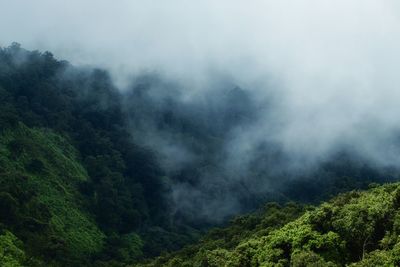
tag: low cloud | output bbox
[3,0,400,220]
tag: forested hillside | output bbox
[0,124,104,265]
[0,43,199,266]
[142,183,400,266]
[1,43,400,266]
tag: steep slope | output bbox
[142,183,400,266]
[2,44,400,266]
[0,43,199,265]
[0,123,104,265]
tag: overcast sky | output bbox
[1,1,399,82]
[2,0,400,165]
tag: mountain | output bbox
[0,43,199,266]
[1,43,400,266]
[141,182,400,266]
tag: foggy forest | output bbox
[1,1,400,266]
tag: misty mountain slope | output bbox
[3,1,400,266]
[140,183,400,267]
[122,72,400,224]
[123,76,264,223]
[1,44,400,265]
[0,44,200,266]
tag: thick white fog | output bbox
[2,0,400,182]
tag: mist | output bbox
[3,0,400,221]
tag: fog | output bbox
[3,0,400,221]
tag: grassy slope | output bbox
[141,183,400,266]
[0,123,105,265]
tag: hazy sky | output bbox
[2,0,400,165]
[1,1,399,82]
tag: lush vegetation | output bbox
[142,183,400,266]
[0,124,103,265]
[1,43,400,266]
[0,43,198,265]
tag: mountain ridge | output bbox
[1,43,399,266]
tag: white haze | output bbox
[2,0,400,168]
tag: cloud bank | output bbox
[3,0,400,220]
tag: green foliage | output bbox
[0,231,26,267]
[0,44,168,239]
[142,183,400,266]
[4,43,400,266]
[113,233,144,263]
[0,124,105,264]
[0,44,192,265]
[141,203,306,266]
[291,250,337,267]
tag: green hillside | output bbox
[2,44,400,266]
[0,44,199,265]
[142,183,400,266]
[0,124,105,265]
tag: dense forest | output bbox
[0,43,198,266]
[1,44,400,266]
[142,183,400,266]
